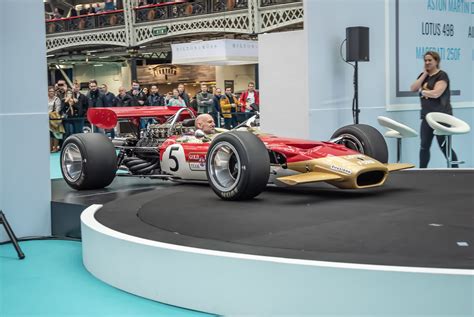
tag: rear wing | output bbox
[87,106,196,129]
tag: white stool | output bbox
[425,112,470,168]
[377,116,418,163]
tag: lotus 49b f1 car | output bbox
[60,106,413,200]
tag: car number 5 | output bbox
[169,146,180,172]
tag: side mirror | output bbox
[194,129,205,139]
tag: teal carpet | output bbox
[0,240,215,317]
[32,155,215,316]
[50,152,62,179]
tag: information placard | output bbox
[391,0,473,107]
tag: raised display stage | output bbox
[56,170,474,316]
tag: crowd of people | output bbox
[48,0,118,20]
[48,78,259,152]
[47,0,194,20]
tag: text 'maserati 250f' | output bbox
[60,107,413,200]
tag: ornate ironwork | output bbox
[45,0,302,52]
[46,11,125,34]
[46,28,128,52]
[260,0,301,7]
[134,0,248,24]
[259,1,303,33]
[134,11,250,45]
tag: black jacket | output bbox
[146,93,165,106]
[86,90,106,108]
[103,92,117,107]
[75,92,89,116]
[179,91,190,107]
[61,100,82,118]
[127,90,147,105]
[116,94,132,107]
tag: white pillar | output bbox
[0,0,51,241]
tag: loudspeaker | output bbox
[346,27,370,62]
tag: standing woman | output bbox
[48,86,64,152]
[410,51,458,168]
[62,90,83,139]
[167,88,186,107]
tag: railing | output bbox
[46,10,125,34]
[134,0,248,23]
[260,0,301,7]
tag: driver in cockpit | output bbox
[195,114,216,135]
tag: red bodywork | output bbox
[87,106,196,129]
[89,106,360,164]
[259,135,359,162]
[159,134,360,164]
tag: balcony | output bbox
[45,0,303,53]
[46,10,125,34]
[134,0,248,24]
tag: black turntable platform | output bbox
[69,170,474,269]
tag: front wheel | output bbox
[61,133,117,190]
[206,131,270,201]
[331,124,388,163]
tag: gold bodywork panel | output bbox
[277,172,343,186]
[385,163,415,171]
[280,154,391,189]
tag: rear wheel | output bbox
[61,133,117,190]
[206,131,270,201]
[331,124,388,163]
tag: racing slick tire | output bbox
[206,131,270,201]
[331,124,388,163]
[60,133,117,190]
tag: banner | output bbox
[172,39,258,65]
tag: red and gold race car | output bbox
[60,107,413,200]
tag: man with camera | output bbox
[55,79,69,101]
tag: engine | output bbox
[146,121,195,139]
[117,121,195,176]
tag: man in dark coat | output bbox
[100,84,117,107]
[146,85,165,106]
[116,86,132,107]
[86,80,106,133]
[86,80,106,108]
[127,80,147,106]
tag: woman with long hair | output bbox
[410,51,458,168]
[62,90,84,139]
[48,86,64,152]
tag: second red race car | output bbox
[60,106,413,200]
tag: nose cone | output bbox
[315,154,389,189]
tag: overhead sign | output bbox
[171,39,258,65]
[152,26,168,36]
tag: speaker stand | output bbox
[352,61,360,124]
[0,210,25,260]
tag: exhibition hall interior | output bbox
[1,0,473,316]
